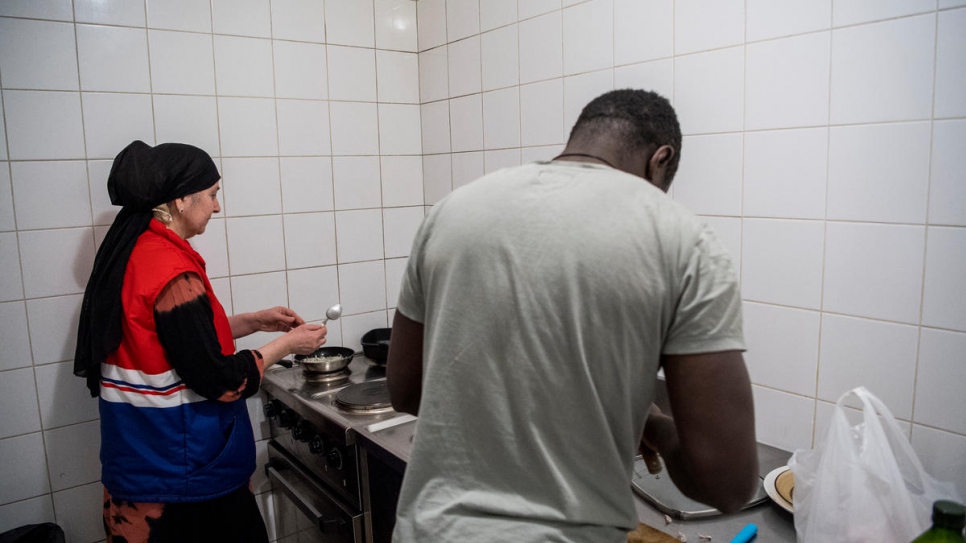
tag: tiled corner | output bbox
[416,0,447,52]
[377,50,420,104]
[419,46,449,103]
[375,0,417,52]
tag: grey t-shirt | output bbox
[393,161,744,543]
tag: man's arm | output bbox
[643,350,758,514]
[386,310,424,416]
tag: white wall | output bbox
[1,0,966,541]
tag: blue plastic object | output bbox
[728,523,758,543]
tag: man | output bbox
[387,89,758,542]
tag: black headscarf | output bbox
[74,141,221,397]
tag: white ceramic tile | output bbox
[519,0,560,19]
[19,229,94,298]
[743,302,820,396]
[87,160,118,227]
[0,18,78,91]
[940,0,966,7]
[333,156,382,210]
[51,483,103,543]
[218,97,279,157]
[44,420,100,491]
[562,0,613,76]
[75,0,145,25]
[929,120,966,226]
[273,41,327,100]
[0,0,72,20]
[448,37,482,98]
[338,260,387,313]
[745,32,830,130]
[335,209,385,263]
[213,36,274,97]
[11,161,91,230]
[417,0,447,52]
[817,314,919,419]
[283,212,337,269]
[452,151,484,189]
[381,156,424,207]
[422,154,453,204]
[211,0,271,37]
[833,0,937,27]
[419,46,450,103]
[0,496,55,535]
[4,91,86,161]
[481,0,517,31]
[82,93,155,160]
[383,207,424,258]
[76,24,150,93]
[375,0,418,51]
[0,433,49,503]
[280,157,334,213]
[277,100,331,157]
[379,104,423,156]
[0,169,12,232]
[922,227,966,332]
[521,144,564,164]
[823,222,925,324]
[147,0,212,32]
[385,257,408,308]
[482,87,521,149]
[271,0,326,42]
[614,60,673,104]
[673,47,744,135]
[330,102,380,156]
[449,95,484,152]
[420,101,452,154]
[481,25,519,91]
[827,122,931,224]
[0,104,6,163]
[36,359,99,428]
[746,0,831,42]
[0,302,31,371]
[0,368,41,438]
[674,0,744,55]
[935,8,966,118]
[741,218,825,310]
[0,234,23,302]
[377,51,420,104]
[519,11,563,84]
[911,425,966,499]
[325,0,375,47]
[221,158,281,217]
[671,133,743,216]
[228,271,288,315]
[485,148,522,173]
[447,0,481,41]
[915,328,966,434]
[751,385,815,452]
[520,79,564,147]
[153,95,220,159]
[226,216,287,275]
[327,45,377,102]
[830,14,936,124]
[285,265,339,324]
[744,128,828,220]
[563,70,614,138]
[190,217,229,278]
[614,0,672,65]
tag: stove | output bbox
[261,355,416,543]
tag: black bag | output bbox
[0,524,66,543]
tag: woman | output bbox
[74,140,327,543]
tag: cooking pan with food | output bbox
[294,346,355,373]
[361,328,391,364]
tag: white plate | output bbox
[763,466,794,514]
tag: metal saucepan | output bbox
[294,346,355,373]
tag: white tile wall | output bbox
[2,2,966,540]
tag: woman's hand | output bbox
[255,306,306,333]
[285,323,328,355]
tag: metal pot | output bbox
[294,346,355,373]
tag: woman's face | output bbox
[179,183,221,239]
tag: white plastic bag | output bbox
[788,386,963,543]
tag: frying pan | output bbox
[294,346,355,373]
[361,328,391,364]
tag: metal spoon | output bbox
[322,304,342,325]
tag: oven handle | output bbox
[266,464,347,535]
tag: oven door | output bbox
[267,441,366,543]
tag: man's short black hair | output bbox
[568,89,682,181]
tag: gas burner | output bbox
[334,381,393,414]
[302,367,351,385]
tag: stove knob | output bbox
[293,420,313,442]
[263,400,281,419]
[309,435,325,455]
[327,448,343,470]
[278,408,297,429]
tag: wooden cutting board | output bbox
[627,522,680,543]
